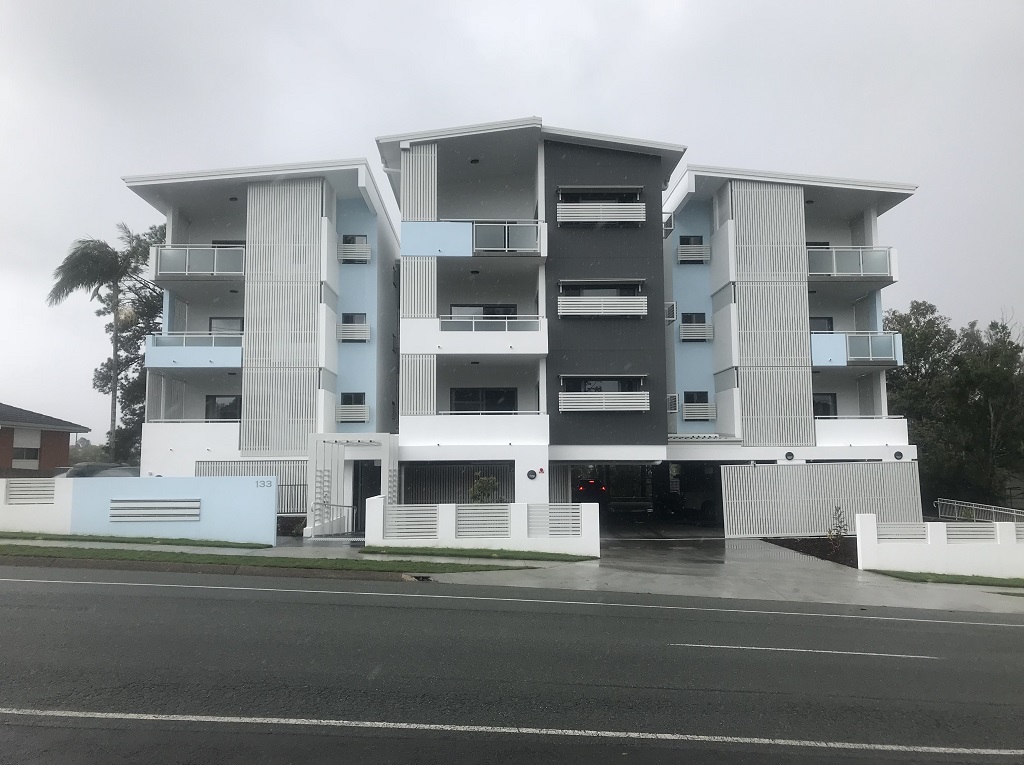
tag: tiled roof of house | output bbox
[0,403,89,433]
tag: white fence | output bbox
[366,497,600,556]
[856,514,1024,578]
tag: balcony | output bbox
[677,244,711,264]
[807,246,893,281]
[154,245,244,279]
[399,412,549,446]
[680,323,714,342]
[401,220,542,258]
[337,242,371,263]
[558,392,650,412]
[402,316,548,355]
[814,417,909,446]
[811,332,902,367]
[337,323,371,342]
[557,296,647,317]
[145,333,243,370]
[473,221,541,253]
[336,405,370,423]
[556,202,646,224]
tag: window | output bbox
[12,447,40,461]
[680,313,706,324]
[683,391,709,404]
[342,234,367,246]
[205,395,241,420]
[341,313,367,324]
[679,235,704,246]
[809,316,834,332]
[450,388,517,412]
[813,393,838,418]
[340,392,366,406]
[209,317,243,334]
[450,304,517,317]
[564,378,641,393]
[558,187,641,204]
[561,283,640,297]
[806,241,830,247]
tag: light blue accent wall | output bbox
[671,201,715,433]
[894,333,904,365]
[810,333,849,366]
[69,477,277,545]
[337,198,379,433]
[145,338,243,370]
[402,221,473,257]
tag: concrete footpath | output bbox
[1,535,1023,615]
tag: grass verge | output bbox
[0,544,525,574]
[361,546,594,562]
[0,531,270,549]
[872,570,1024,589]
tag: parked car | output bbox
[573,479,610,511]
[61,463,138,477]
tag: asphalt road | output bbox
[1,565,1023,764]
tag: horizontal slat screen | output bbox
[946,523,998,543]
[455,504,511,538]
[337,243,371,263]
[5,479,55,505]
[558,392,650,412]
[682,402,716,421]
[109,498,200,521]
[527,503,582,537]
[557,296,647,317]
[384,504,439,539]
[677,244,711,263]
[337,323,371,342]
[556,202,646,223]
[876,523,927,542]
[680,323,714,341]
[335,404,370,423]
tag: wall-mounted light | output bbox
[894,451,903,460]
[229,196,239,202]
[805,199,814,205]
[785,452,795,461]
[469,158,480,165]
[229,289,239,294]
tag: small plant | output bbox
[469,472,499,504]
[826,505,848,554]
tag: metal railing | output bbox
[154,245,244,276]
[682,402,717,421]
[845,331,897,362]
[557,296,647,317]
[680,323,714,341]
[439,314,541,332]
[436,410,543,416]
[147,418,241,424]
[150,332,243,347]
[556,202,646,223]
[807,246,891,278]
[935,498,1024,523]
[677,244,711,263]
[472,221,540,252]
[558,392,650,412]
[337,323,371,341]
[336,404,370,423]
[309,503,353,537]
[337,242,371,263]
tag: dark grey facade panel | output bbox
[543,142,668,446]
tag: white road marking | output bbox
[671,643,939,660]
[0,707,1020,756]
[0,576,1022,629]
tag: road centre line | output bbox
[0,707,1020,756]
[0,576,1022,629]
[671,643,940,660]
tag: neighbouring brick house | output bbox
[0,403,89,477]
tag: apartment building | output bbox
[127,160,399,519]
[125,118,922,539]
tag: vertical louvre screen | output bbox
[549,463,573,504]
[731,180,812,447]
[399,354,436,415]
[241,178,323,454]
[196,459,307,515]
[400,143,437,221]
[721,461,922,538]
[399,256,437,318]
[400,462,514,504]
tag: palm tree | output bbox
[47,223,156,458]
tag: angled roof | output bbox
[0,403,89,433]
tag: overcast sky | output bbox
[1,0,1021,440]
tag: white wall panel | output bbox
[722,461,921,538]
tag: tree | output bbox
[885,301,1024,506]
[48,223,163,459]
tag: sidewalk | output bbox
[1,536,1022,614]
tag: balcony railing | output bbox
[557,296,647,317]
[149,332,243,347]
[336,405,370,423]
[337,323,371,342]
[439,315,542,332]
[682,402,717,421]
[680,323,714,342]
[337,242,371,263]
[558,392,650,412]
[807,246,892,278]
[556,202,646,224]
[472,221,540,253]
[436,410,543,415]
[677,244,711,263]
[154,245,244,277]
[845,331,898,362]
